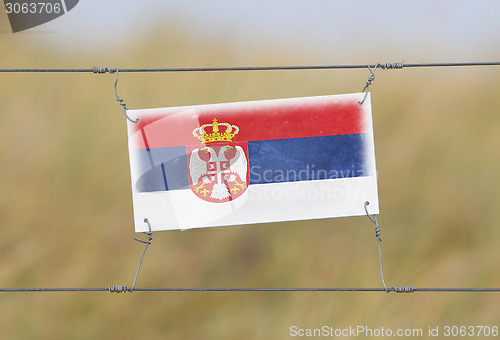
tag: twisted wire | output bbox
[391,286,416,293]
[364,201,389,292]
[129,219,153,292]
[92,67,115,74]
[358,64,379,105]
[364,202,416,294]
[108,286,129,293]
[380,61,404,69]
[112,68,139,123]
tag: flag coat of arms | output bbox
[127,93,378,232]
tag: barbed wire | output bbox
[0,61,499,73]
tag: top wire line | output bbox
[0,61,500,73]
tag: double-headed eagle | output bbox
[189,145,247,200]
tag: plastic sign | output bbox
[126,93,379,232]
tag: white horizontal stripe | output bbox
[132,176,378,232]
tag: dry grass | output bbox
[0,19,499,339]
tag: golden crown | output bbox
[193,118,239,143]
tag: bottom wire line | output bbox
[0,287,499,293]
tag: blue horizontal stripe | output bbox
[133,146,189,192]
[133,133,371,192]
[248,134,370,185]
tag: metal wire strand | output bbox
[358,64,379,105]
[129,218,154,293]
[92,67,113,74]
[2,61,500,73]
[112,68,139,123]
[364,201,389,292]
[106,219,154,294]
[364,202,416,294]
[108,286,128,294]
[379,61,404,70]
[1,287,499,293]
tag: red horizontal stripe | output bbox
[129,95,366,149]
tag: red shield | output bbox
[187,142,249,203]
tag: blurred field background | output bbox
[1,3,500,339]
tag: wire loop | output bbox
[107,219,153,294]
[364,201,416,294]
[358,64,378,105]
[129,218,154,292]
[113,68,139,123]
[364,201,389,292]
[358,61,404,105]
[93,66,138,123]
[364,201,381,242]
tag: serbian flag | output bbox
[127,93,378,232]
